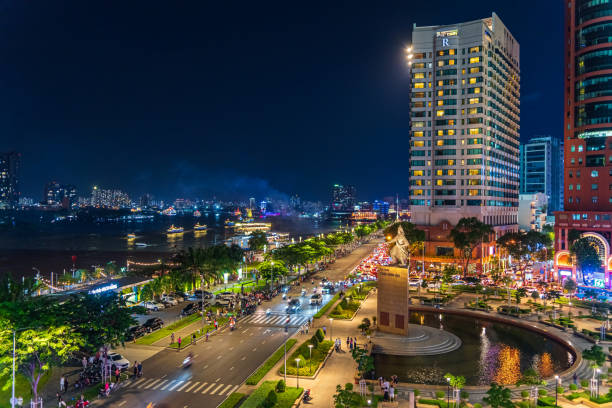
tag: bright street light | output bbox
[295,358,301,388]
[308,344,314,374]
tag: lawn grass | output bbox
[218,392,245,408]
[328,298,360,319]
[245,339,297,385]
[134,313,201,345]
[168,316,229,348]
[0,371,52,404]
[279,339,333,376]
[240,381,302,408]
[313,293,340,319]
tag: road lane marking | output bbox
[138,379,155,389]
[154,380,168,389]
[230,366,234,371]
[202,383,216,394]
[242,328,249,334]
[240,339,244,343]
[210,383,225,395]
[168,380,184,391]
[229,346,234,351]
[241,356,246,360]
[219,384,233,395]
[215,378,221,382]
[252,347,257,351]
[161,374,167,378]
[226,385,239,395]
[185,381,200,392]
[118,401,126,407]
[144,379,163,389]
[204,364,209,369]
[261,340,266,344]
[161,380,175,390]
[177,381,192,391]
[194,382,208,393]
[217,355,222,359]
[130,378,147,387]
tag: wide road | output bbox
[99,240,380,408]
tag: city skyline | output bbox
[1,1,562,201]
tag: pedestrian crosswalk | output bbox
[124,377,239,396]
[240,312,311,327]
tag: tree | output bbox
[482,383,513,408]
[334,383,359,408]
[351,345,374,379]
[0,324,83,403]
[60,292,135,352]
[514,287,527,304]
[497,230,551,283]
[176,247,207,289]
[258,259,288,287]
[450,217,493,276]
[564,278,577,296]
[570,237,602,280]
[531,290,540,302]
[442,265,458,285]
[516,368,543,386]
[445,373,466,405]
[583,345,607,366]
[0,276,41,303]
[248,231,268,251]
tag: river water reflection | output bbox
[374,311,574,385]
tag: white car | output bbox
[161,296,178,306]
[310,294,323,305]
[142,301,165,311]
[107,352,130,371]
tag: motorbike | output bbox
[303,389,312,402]
[183,355,193,368]
[266,308,271,315]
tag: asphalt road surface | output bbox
[99,240,379,408]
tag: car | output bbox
[181,303,198,316]
[107,352,130,371]
[161,295,178,306]
[310,294,322,305]
[214,298,231,307]
[125,325,147,341]
[409,280,421,287]
[193,290,214,299]
[286,298,301,313]
[172,292,186,302]
[143,317,164,332]
[142,301,165,311]
[322,285,336,294]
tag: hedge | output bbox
[245,339,297,385]
[279,338,333,376]
[240,381,302,408]
[313,293,340,318]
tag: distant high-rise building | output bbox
[44,181,76,208]
[555,0,612,288]
[91,186,131,208]
[0,151,20,209]
[249,197,256,209]
[139,194,153,208]
[519,136,563,212]
[373,200,390,217]
[289,194,301,210]
[331,184,356,211]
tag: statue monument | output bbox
[388,224,410,265]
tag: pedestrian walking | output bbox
[114,367,120,383]
[60,375,65,392]
[171,332,175,345]
[192,333,197,345]
[573,372,578,384]
[133,361,138,378]
[206,329,209,341]
[390,386,395,402]
[346,337,350,348]
[137,361,143,377]
[214,320,218,330]
[57,393,66,407]
[178,336,182,351]
[82,356,87,370]
[322,326,326,335]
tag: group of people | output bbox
[378,376,399,402]
[56,393,89,407]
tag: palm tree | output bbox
[176,247,208,290]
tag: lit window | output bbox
[436,170,443,176]
[469,128,481,135]
[473,87,481,94]
[592,184,598,190]
[436,180,443,186]
[413,131,424,137]
[469,57,480,64]
[569,184,573,190]
[414,190,424,196]
[448,129,455,135]
[448,59,455,65]
[437,100,444,106]
[437,90,444,96]
[413,170,424,176]
[414,82,425,89]
[436,139,444,145]
[592,170,599,177]
[448,170,455,175]
[577,184,581,190]
[571,146,575,152]
[468,98,480,104]
[436,110,445,116]
[468,189,479,196]
[414,73,425,79]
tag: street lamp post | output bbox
[11,330,15,408]
[446,377,451,408]
[295,358,301,388]
[555,375,559,407]
[308,344,313,374]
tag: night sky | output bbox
[1,1,562,202]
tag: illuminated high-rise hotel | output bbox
[408,13,520,243]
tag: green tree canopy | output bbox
[483,383,513,408]
[570,237,603,276]
[248,231,268,251]
[450,217,493,276]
